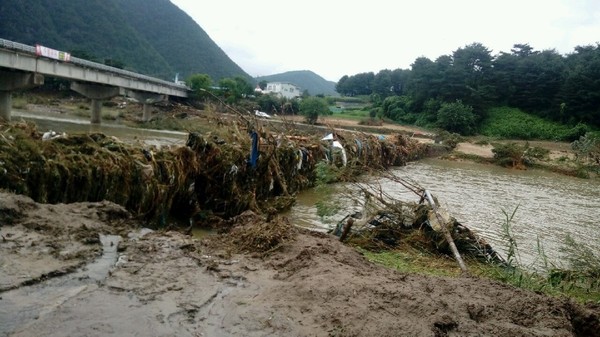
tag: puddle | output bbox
[0,235,121,336]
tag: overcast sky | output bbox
[170,0,600,82]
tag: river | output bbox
[12,110,188,147]
[288,158,600,269]
[12,112,600,269]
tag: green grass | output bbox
[357,206,600,304]
[480,107,586,141]
[330,109,369,120]
[361,247,600,303]
[359,247,463,277]
[358,208,600,304]
[11,96,29,110]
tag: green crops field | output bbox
[480,107,588,141]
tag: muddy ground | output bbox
[1,192,599,337]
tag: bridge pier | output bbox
[123,90,167,122]
[70,82,120,124]
[0,70,44,121]
[2,39,189,122]
[91,99,103,124]
[0,92,11,121]
[142,104,152,122]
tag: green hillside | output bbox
[0,0,250,81]
[256,70,338,96]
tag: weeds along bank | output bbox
[0,118,427,225]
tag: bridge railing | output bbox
[0,38,36,54]
[0,38,189,91]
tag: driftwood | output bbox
[422,190,468,274]
[339,217,354,242]
[379,172,468,273]
[330,172,508,273]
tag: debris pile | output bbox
[0,121,197,222]
[210,210,297,255]
[332,177,505,267]
[0,117,427,226]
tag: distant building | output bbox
[263,82,302,99]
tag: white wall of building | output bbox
[264,82,302,99]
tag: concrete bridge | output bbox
[0,38,190,123]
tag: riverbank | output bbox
[3,94,600,335]
[12,92,584,175]
[442,139,597,178]
[276,113,595,179]
[2,192,599,336]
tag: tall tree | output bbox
[450,42,495,115]
[335,72,375,96]
[407,56,436,111]
[510,49,566,116]
[187,73,212,98]
[559,44,600,126]
[335,75,350,95]
[491,51,518,105]
[511,43,535,58]
[372,69,393,97]
[390,68,411,95]
[215,76,253,102]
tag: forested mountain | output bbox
[336,43,600,130]
[256,70,338,96]
[0,0,250,81]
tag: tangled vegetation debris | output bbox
[329,175,505,270]
[212,210,297,255]
[0,117,427,227]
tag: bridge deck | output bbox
[0,38,188,98]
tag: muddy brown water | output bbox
[288,158,600,270]
[12,110,189,147]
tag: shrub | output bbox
[436,131,464,149]
[571,133,600,166]
[436,100,476,135]
[492,142,549,168]
[381,96,413,121]
[300,97,329,124]
[492,143,527,168]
